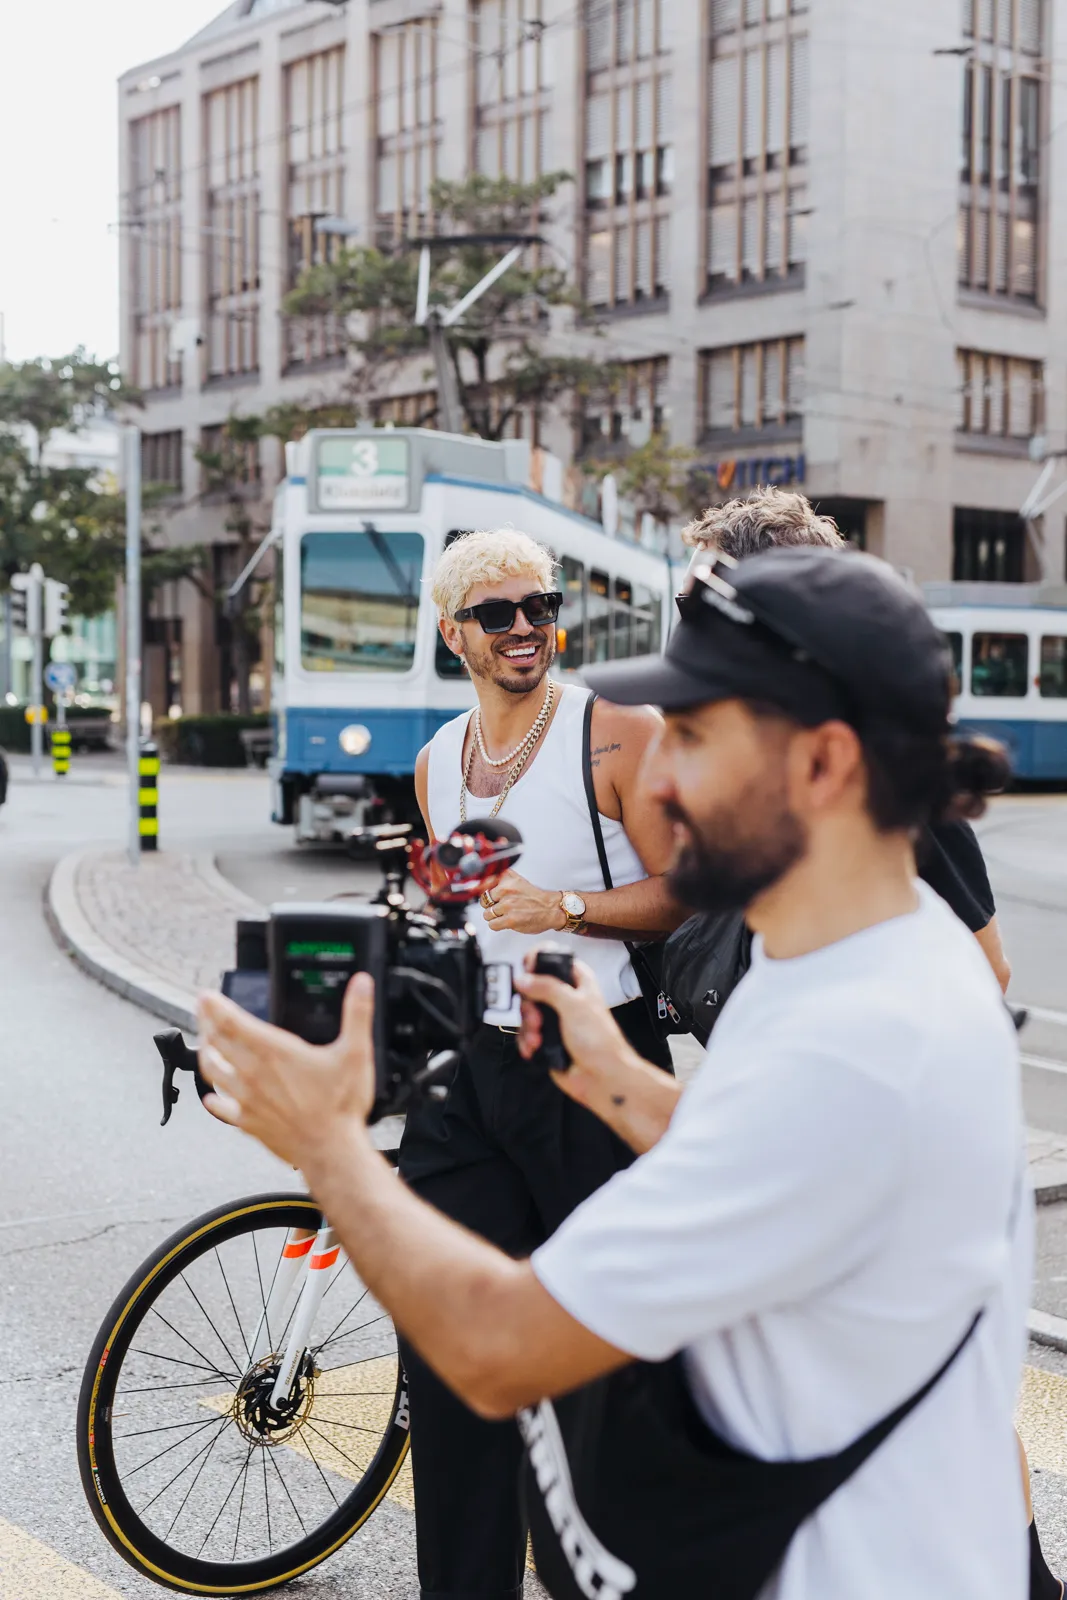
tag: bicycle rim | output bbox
[77,1193,410,1594]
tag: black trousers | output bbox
[398,998,672,1600]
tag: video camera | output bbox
[154,818,526,1127]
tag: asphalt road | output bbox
[5,754,1067,1591]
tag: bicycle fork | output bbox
[244,1224,342,1408]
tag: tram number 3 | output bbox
[349,441,380,477]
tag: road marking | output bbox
[1017,1364,1067,1477]
[0,1517,124,1598]
[1021,1004,1067,1029]
[1022,1053,1067,1077]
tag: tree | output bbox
[195,415,271,716]
[0,350,136,614]
[582,432,699,531]
[284,173,614,441]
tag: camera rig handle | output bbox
[154,1030,212,1126]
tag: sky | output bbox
[0,1,226,366]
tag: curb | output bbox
[1029,1309,1067,1355]
[46,849,199,1032]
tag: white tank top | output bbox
[426,683,646,1024]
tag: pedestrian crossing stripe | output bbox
[0,1516,123,1598]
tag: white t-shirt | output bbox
[533,885,1031,1600]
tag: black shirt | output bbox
[917,821,996,933]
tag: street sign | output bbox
[44,661,77,694]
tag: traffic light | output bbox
[9,574,29,633]
[45,578,70,637]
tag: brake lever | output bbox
[153,1030,212,1126]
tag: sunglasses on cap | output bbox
[454,591,563,634]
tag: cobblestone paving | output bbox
[73,850,262,998]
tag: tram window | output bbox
[613,579,633,659]
[970,632,1028,698]
[300,530,423,673]
[945,631,963,695]
[1039,637,1067,698]
[633,585,661,656]
[274,555,284,675]
[588,569,611,663]
[558,556,586,671]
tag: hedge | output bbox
[155,713,271,768]
[0,707,31,753]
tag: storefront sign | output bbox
[704,454,806,493]
[314,436,411,510]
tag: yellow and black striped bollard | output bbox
[51,724,71,778]
[139,740,160,852]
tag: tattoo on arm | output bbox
[589,741,622,769]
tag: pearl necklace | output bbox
[460,679,556,823]
[474,680,553,768]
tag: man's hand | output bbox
[482,870,566,935]
[197,974,377,1169]
[515,955,682,1153]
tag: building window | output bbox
[204,78,260,380]
[700,337,804,434]
[706,0,809,295]
[953,507,1026,581]
[473,0,551,181]
[958,0,1043,303]
[285,47,347,370]
[581,357,668,450]
[583,0,672,310]
[201,424,261,493]
[957,349,1043,438]
[141,430,183,494]
[370,389,439,428]
[129,107,182,391]
[375,20,441,245]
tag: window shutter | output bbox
[987,356,1006,434]
[744,0,762,24]
[655,214,670,292]
[710,0,741,35]
[956,351,970,431]
[617,0,633,62]
[378,152,397,213]
[587,0,612,69]
[616,85,633,150]
[522,114,537,178]
[740,345,759,426]
[786,339,805,417]
[1013,215,1036,297]
[656,75,671,142]
[637,0,655,58]
[742,48,761,161]
[707,349,737,430]
[973,205,990,287]
[710,55,739,167]
[502,118,517,176]
[1019,0,1042,53]
[789,35,809,146]
[708,203,737,281]
[636,219,653,296]
[741,196,759,276]
[636,79,653,148]
[764,189,784,274]
[586,94,611,157]
[477,126,499,176]
[478,1,501,103]
[1008,360,1034,437]
[765,39,786,155]
[993,208,1010,293]
[615,225,632,301]
[978,0,994,38]
[587,228,611,304]
[761,340,783,424]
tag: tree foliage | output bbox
[284,173,614,440]
[582,432,698,526]
[0,350,136,614]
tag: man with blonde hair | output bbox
[401,526,681,1600]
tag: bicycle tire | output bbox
[77,1192,410,1594]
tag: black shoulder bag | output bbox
[582,693,752,1045]
[580,694,683,1037]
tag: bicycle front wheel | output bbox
[77,1193,410,1594]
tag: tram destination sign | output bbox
[314,436,411,511]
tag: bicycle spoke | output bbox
[180,1271,243,1375]
[261,1447,272,1555]
[136,1415,231,1515]
[115,1415,227,1444]
[215,1246,251,1365]
[160,1418,230,1535]
[196,1441,255,1559]
[297,1429,342,1509]
[308,1415,391,1435]
[129,1347,232,1379]
[252,1231,273,1353]
[313,1284,373,1353]
[303,1418,374,1480]
[315,1311,392,1356]
[147,1305,239,1383]
[232,1440,252,1560]
[267,1444,308,1535]
[127,1412,225,1479]
[119,1376,235,1396]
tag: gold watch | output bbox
[560,891,587,933]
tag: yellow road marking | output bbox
[1017,1363,1067,1475]
[0,1517,124,1599]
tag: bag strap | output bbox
[582,692,615,892]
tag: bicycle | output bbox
[77,1114,410,1592]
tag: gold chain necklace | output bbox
[474,679,552,768]
[460,679,555,823]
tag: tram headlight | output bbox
[339,723,373,757]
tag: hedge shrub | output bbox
[155,713,271,768]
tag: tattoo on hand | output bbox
[612,1094,626,1107]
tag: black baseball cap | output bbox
[585,547,952,734]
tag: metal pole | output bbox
[125,427,142,867]
[428,319,464,435]
[29,562,43,778]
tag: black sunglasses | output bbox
[454,591,563,634]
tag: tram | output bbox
[930,595,1067,780]
[269,428,675,842]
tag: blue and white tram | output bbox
[930,599,1067,780]
[270,428,675,842]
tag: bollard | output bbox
[138,740,160,852]
[51,725,71,778]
